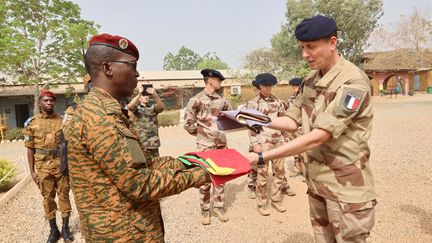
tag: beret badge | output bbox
[118,38,128,49]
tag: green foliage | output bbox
[0,0,99,113]
[228,94,243,109]
[158,110,180,127]
[271,0,383,64]
[5,128,23,140]
[196,52,229,70]
[163,46,229,70]
[0,158,15,189]
[408,90,415,96]
[163,46,201,70]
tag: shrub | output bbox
[158,110,180,127]
[5,128,24,141]
[408,90,415,96]
[0,158,15,189]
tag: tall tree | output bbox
[163,46,202,70]
[271,0,383,65]
[163,46,229,70]
[0,0,98,114]
[196,52,229,70]
[368,7,432,52]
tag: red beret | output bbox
[39,90,56,100]
[89,33,139,59]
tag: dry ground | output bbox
[0,94,431,242]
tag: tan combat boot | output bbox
[271,201,286,213]
[201,210,211,225]
[257,205,270,216]
[212,207,229,222]
[282,188,296,197]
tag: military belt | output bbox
[35,148,59,157]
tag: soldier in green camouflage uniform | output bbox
[128,83,164,158]
[245,73,294,216]
[64,33,209,242]
[246,16,376,242]
[184,69,232,225]
[23,90,73,243]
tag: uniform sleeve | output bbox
[154,103,164,114]
[183,97,198,135]
[285,94,302,125]
[224,98,232,111]
[246,100,260,146]
[313,81,370,139]
[22,119,34,148]
[278,101,290,142]
[87,115,207,202]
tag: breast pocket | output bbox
[116,125,148,167]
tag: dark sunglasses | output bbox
[110,60,138,70]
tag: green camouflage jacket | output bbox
[132,102,163,150]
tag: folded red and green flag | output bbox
[178,148,251,185]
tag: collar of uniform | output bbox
[259,93,276,101]
[315,55,347,88]
[91,87,123,115]
[204,89,221,99]
[37,112,59,119]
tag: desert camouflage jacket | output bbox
[286,56,376,203]
[184,90,232,148]
[246,94,288,146]
[132,102,164,150]
[64,87,207,242]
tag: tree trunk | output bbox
[32,83,40,115]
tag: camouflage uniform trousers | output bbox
[35,155,71,220]
[308,192,376,243]
[256,143,285,206]
[197,144,225,210]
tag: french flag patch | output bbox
[344,93,361,110]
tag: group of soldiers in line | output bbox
[22,14,376,243]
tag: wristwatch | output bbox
[257,152,265,167]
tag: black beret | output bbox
[255,73,277,86]
[295,15,337,41]
[289,77,303,86]
[200,69,225,81]
[251,80,259,88]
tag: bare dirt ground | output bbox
[0,94,431,242]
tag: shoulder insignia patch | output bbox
[344,93,361,110]
[24,116,35,127]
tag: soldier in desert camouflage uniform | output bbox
[246,15,376,242]
[285,77,305,178]
[245,73,295,216]
[184,68,232,225]
[128,83,164,157]
[64,33,209,242]
[23,90,73,243]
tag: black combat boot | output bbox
[61,217,74,242]
[47,218,61,243]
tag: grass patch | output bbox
[158,110,180,127]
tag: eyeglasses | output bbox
[110,60,138,70]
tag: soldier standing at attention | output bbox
[64,33,209,242]
[128,83,164,158]
[184,68,231,225]
[23,90,73,243]
[285,77,305,178]
[246,15,376,242]
[245,73,294,216]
